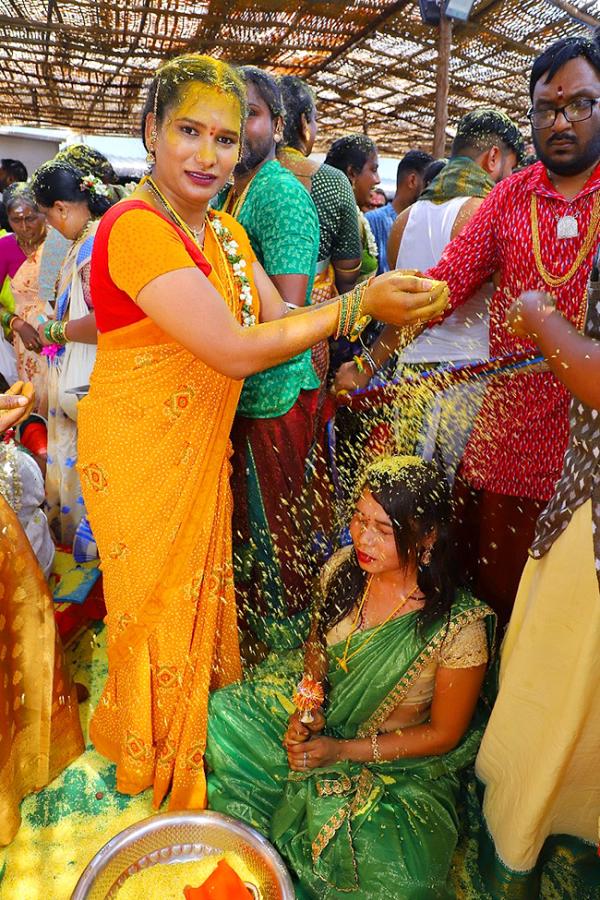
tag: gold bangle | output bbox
[371,732,382,763]
[334,295,348,339]
[348,282,373,341]
[335,260,362,275]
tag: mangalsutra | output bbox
[145,177,205,247]
[335,578,418,673]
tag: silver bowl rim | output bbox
[70,809,295,900]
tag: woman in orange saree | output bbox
[77,54,450,811]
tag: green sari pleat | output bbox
[206,591,495,898]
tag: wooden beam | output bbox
[308,0,413,76]
[544,0,600,28]
[433,11,453,158]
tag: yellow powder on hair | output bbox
[116,851,257,898]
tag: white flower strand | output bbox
[210,212,256,327]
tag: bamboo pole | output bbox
[433,10,453,158]
[545,0,600,28]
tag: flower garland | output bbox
[208,210,256,327]
[358,208,378,260]
[80,173,109,198]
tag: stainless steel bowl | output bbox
[71,810,295,900]
[64,384,90,399]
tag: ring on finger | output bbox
[303,752,308,767]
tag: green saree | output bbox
[206,591,495,898]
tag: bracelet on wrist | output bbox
[48,320,69,345]
[371,732,382,764]
[335,281,373,341]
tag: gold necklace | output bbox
[222,176,254,220]
[336,577,418,674]
[531,192,600,288]
[145,177,206,246]
[16,231,45,257]
[280,146,305,159]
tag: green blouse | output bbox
[213,160,320,418]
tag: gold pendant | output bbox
[336,656,349,673]
[557,215,578,239]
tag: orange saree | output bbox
[0,497,84,845]
[77,206,259,809]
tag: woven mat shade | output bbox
[0,0,597,154]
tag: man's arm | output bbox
[335,191,500,391]
[507,291,600,409]
[386,206,412,271]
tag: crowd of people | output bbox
[0,25,598,900]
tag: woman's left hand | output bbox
[287,736,344,771]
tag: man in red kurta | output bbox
[336,34,600,621]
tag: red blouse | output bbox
[90,200,212,333]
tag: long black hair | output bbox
[318,456,456,636]
[279,75,315,149]
[30,161,113,217]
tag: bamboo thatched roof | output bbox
[0,1,598,154]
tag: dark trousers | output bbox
[453,475,546,627]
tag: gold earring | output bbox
[420,547,432,566]
[146,77,160,169]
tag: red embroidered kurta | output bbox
[428,161,600,501]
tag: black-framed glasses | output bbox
[527,97,600,130]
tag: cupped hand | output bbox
[287,735,344,771]
[506,290,555,338]
[283,708,326,749]
[0,382,35,432]
[14,320,43,353]
[362,272,449,327]
[333,361,370,396]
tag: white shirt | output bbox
[396,196,491,364]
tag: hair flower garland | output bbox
[208,211,256,327]
[80,174,109,198]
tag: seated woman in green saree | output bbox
[206,455,495,899]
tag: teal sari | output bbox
[206,591,495,898]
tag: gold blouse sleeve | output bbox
[438,619,488,669]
